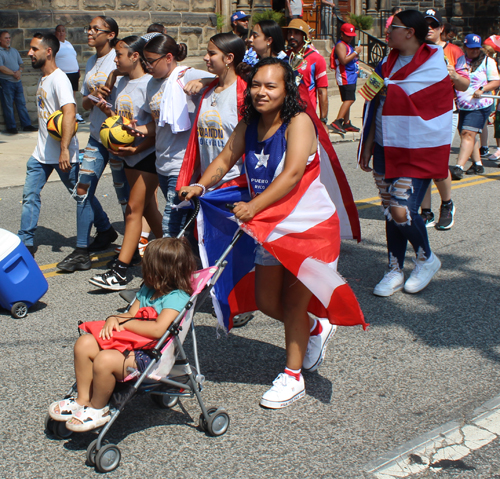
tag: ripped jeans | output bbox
[74,136,129,248]
[373,143,432,269]
[158,174,188,237]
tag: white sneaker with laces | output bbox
[260,373,305,409]
[76,113,85,124]
[303,319,337,372]
[373,268,404,297]
[404,253,441,294]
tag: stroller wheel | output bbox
[206,408,230,437]
[11,302,28,319]
[232,312,254,328]
[151,393,179,409]
[95,444,121,473]
[86,439,98,466]
[44,414,73,440]
[199,407,218,432]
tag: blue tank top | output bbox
[245,119,288,196]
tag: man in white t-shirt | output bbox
[18,33,79,257]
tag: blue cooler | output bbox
[0,228,48,318]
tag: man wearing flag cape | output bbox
[180,57,365,410]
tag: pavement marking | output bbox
[363,395,500,478]
[42,251,115,278]
[355,172,500,210]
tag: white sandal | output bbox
[48,398,83,421]
[66,406,111,432]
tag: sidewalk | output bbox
[0,91,365,189]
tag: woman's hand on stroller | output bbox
[100,316,124,340]
[233,201,256,222]
[178,185,203,201]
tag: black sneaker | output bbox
[25,245,36,257]
[343,121,360,132]
[106,248,141,269]
[22,125,38,132]
[450,165,464,181]
[435,201,455,230]
[465,163,484,175]
[420,211,436,228]
[6,128,18,134]
[480,146,489,157]
[88,226,118,252]
[89,269,127,291]
[329,119,346,134]
[57,249,91,272]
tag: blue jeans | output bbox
[373,143,432,269]
[0,79,32,130]
[74,136,129,248]
[158,174,188,237]
[18,156,78,246]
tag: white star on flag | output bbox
[255,149,269,169]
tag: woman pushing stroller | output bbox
[48,237,196,431]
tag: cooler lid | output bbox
[0,228,22,261]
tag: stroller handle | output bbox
[177,194,201,239]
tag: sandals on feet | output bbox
[66,406,111,432]
[48,398,83,421]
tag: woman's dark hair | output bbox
[141,237,196,296]
[256,20,285,56]
[144,34,187,62]
[395,10,429,45]
[391,6,400,14]
[468,49,487,73]
[210,32,246,68]
[119,35,148,73]
[147,23,165,33]
[242,56,305,125]
[97,16,119,47]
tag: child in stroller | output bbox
[48,237,196,432]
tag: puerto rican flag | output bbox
[484,35,500,53]
[197,165,366,332]
[360,43,455,179]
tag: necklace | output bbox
[211,89,221,106]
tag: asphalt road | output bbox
[1,136,500,478]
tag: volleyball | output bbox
[46,110,78,141]
[100,115,135,151]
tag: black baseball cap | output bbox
[424,9,443,26]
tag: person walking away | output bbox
[330,23,362,133]
[419,8,470,231]
[360,10,455,297]
[54,25,85,124]
[18,33,79,256]
[451,34,500,180]
[0,30,37,134]
[283,19,329,129]
[57,16,129,273]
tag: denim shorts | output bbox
[458,105,492,133]
[254,244,281,266]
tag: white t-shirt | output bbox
[55,40,79,74]
[81,49,117,142]
[198,81,243,187]
[109,74,155,167]
[33,68,78,164]
[144,68,213,177]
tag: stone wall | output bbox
[0,2,217,127]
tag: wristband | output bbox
[320,117,328,124]
[190,183,206,197]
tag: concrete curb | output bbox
[363,394,500,478]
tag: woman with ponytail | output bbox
[89,36,163,290]
[178,33,247,189]
[57,16,127,273]
[128,35,213,239]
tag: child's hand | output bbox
[100,316,124,340]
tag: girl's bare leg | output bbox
[73,334,101,406]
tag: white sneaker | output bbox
[404,253,441,294]
[373,268,404,297]
[303,319,337,372]
[76,113,85,124]
[260,373,305,409]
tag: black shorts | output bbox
[65,72,80,92]
[338,84,356,102]
[124,151,157,174]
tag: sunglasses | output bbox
[84,26,111,35]
[388,24,409,32]
[144,55,166,67]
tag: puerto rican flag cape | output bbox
[178,75,364,332]
[359,43,455,179]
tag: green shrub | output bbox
[347,14,373,31]
[252,10,286,27]
[216,13,225,33]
